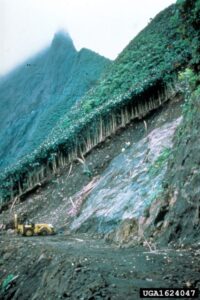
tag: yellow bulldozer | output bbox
[14,214,55,237]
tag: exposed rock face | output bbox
[70,104,182,236]
[0,31,110,170]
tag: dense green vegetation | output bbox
[176,0,200,72]
[175,0,200,127]
[0,3,197,206]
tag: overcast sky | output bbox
[0,0,176,76]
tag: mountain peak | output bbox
[54,30,72,41]
[51,30,76,52]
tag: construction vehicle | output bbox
[14,214,55,237]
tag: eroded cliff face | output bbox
[0,96,183,245]
[2,91,199,248]
[1,92,199,252]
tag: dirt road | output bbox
[0,233,199,300]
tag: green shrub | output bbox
[148,148,172,177]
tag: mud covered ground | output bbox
[0,232,200,300]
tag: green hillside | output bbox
[0,32,110,171]
[0,3,195,207]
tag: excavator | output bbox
[14,214,55,237]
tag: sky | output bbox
[0,0,176,76]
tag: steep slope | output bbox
[145,88,200,246]
[0,4,193,206]
[140,0,200,246]
[0,31,110,171]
